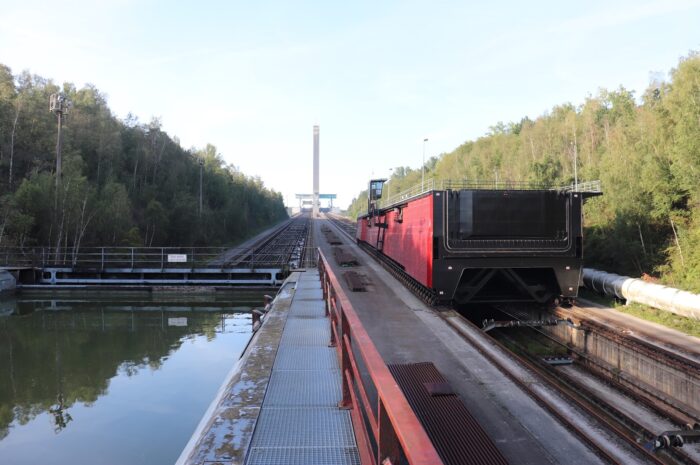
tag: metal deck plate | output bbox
[294,288,324,300]
[295,280,323,290]
[389,362,509,465]
[279,319,331,346]
[297,271,321,281]
[289,300,326,317]
[244,270,359,465]
[250,408,356,448]
[343,271,366,292]
[273,347,339,371]
[246,447,361,465]
[265,370,341,406]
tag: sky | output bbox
[1,0,699,208]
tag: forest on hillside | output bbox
[0,65,287,251]
[348,52,700,292]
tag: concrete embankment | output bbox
[175,273,297,465]
[0,270,16,294]
[547,309,700,420]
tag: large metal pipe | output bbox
[582,268,700,320]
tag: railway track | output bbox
[225,215,310,268]
[325,213,356,237]
[443,314,697,465]
[552,304,700,428]
[299,214,317,268]
[487,314,700,465]
[324,213,699,464]
[492,302,700,426]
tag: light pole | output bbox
[198,158,204,217]
[422,138,428,190]
[387,167,393,200]
[571,140,578,190]
[49,93,71,200]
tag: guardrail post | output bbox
[130,248,134,269]
[328,294,337,349]
[339,310,352,409]
[161,248,164,270]
[378,400,402,465]
[101,248,104,270]
[321,262,328,302]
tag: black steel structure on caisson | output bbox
[356,179,601,305]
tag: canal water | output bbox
[0,290,265,465]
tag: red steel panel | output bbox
[379,194,434,288]
[357,217,370,243]
[356,193,435,288]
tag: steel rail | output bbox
[221,218,298,266]
[221,216,309,267]
[496,330,698,465]
[326,213,358,238]
[441,314,649,465]
[318,249,444,465]
[299,217,317,267]
[501,304,700,429]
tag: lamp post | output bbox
[422,138,428,190]
[198,158,204,217]
[571,140,578,191]
[49,93,71,201]
[387,167,393,201]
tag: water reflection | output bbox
[0,291,259,465]
[49,394,72,433]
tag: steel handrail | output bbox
[0,246,319,269]
[318,249,443,465]
[378,178,602,210]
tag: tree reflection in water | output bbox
[0,296,255,440]
[49,394,73,433]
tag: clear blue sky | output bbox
[1,0,699,207]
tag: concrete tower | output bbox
[313,125,320,217]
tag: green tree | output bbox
[346,52,700,291]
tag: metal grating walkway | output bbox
[246,270,361,465]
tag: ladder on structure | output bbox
[376,216,387,251]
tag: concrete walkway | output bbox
[176,269,360,465]
[245,270,359,465]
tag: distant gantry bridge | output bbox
[0,215,314,287]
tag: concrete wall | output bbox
[0,270,16,294]
[547,324,699,417]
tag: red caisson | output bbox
[356,179,600,305]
